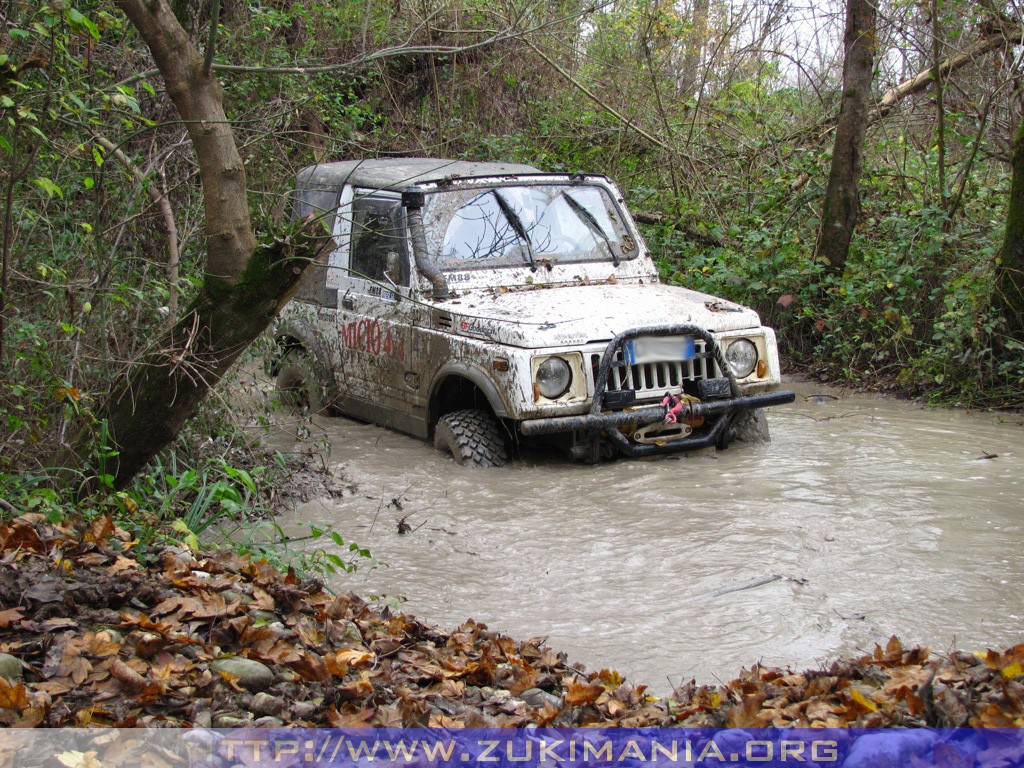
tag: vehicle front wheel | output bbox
[718,407,770,449]
[275,350,327,415]
[433,409,508,467]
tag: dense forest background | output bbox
[2,0,1024,512]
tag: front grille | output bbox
[590,339,716,399]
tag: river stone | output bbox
[0,654,23,682]
[253,716,285,728]
[291,701,320,719]
[211,658,275,692]
[212,713,253,728]
[192,709,213,729]
[519,688,562,710]
[250,692,285,716]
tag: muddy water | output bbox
[269,380,1024,692]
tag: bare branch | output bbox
[93,135,180,323]
[522,38,674,154]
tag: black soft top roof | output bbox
[296,158,542,192]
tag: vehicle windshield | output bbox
[422,184,634,270]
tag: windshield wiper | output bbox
[493,190,536,271]
[564,192,619,267]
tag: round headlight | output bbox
[536,357,572,399]
[725,338,758,378]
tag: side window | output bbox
[292,188,339,306]
[350,196,409,287]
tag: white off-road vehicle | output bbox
[271,159,794,466]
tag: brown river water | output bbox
[263,379,1024,693]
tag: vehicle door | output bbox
[334,188,418,431]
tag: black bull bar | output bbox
[518,324,796,458]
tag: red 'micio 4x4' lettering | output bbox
[341,319,404,358]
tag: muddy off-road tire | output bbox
[275,350,327,415]
[718,408,770,449]
[433,409,508,467]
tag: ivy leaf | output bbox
[66,9,100,40]
[34,177,64,199]
[114,86,141,114]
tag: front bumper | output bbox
[519,390,795,455]
[518,324,795,458]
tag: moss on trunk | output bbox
[71,231,325,490]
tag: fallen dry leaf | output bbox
[565,679,604,706]
[0,679,30,711]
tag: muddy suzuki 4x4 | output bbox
[270,158,795,466]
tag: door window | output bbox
[350,196,409,287]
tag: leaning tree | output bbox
[74,0,330,489]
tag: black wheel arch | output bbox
[271,320,339,409]
[427,365,511,441]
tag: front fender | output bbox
[429,362,511,421]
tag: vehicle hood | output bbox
[441,282,763,348]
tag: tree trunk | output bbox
[678,0,709,95]
[116,0,254,285]
[814,0,877,277]
[931,0,947,207]
[994,111,1024,346]
[67,0,326,489]
[91,239,317,489]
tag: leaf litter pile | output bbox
[1,515,1023,729]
